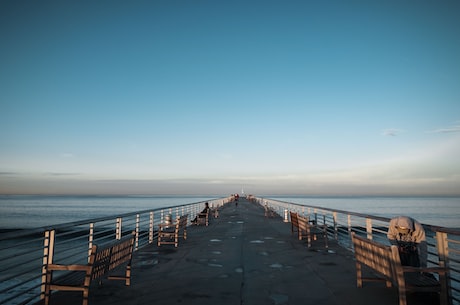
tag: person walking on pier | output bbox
[387,216,427,267]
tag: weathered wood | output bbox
[351,232,448,305]
[157,214,188,247]
[290,211,328,248]
[290,211,299,236]
[44,233,135,305]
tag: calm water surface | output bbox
[0,195,215,229]
[0,195,459,229]
[271,196,460,228]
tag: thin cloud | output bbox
[0,172,18,176]
[428,123,460,134]
[44,172,80,176]
[59,153,76,158]
[381,128,402,137]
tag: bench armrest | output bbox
[47,264,91,272]
[402,266,447,275]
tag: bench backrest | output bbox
[351,232,400,281]
[108,235,135,272]
[297,214,311,231]
[177,214,188,230]
[290,211,299,226]
[91,246,111,280]
[92,233,135,279]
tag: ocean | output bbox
[270,196,460,229]
[0,195,459,230]
[0,195,216,229]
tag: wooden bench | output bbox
[197,210,209,226]
[290,211,328,248]
[264,204,276,218]
[157,214,188,247]
[212,206,219,218]
[351,232,448,305]
[44,232,135,305]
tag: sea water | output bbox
[0,195,216,229]
[0,195,459,229]
[272,196,460,228]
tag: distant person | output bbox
[192,202,210,224]
[387,216,427,267]
[204,202,210,214]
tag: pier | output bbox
[40,198,441,305]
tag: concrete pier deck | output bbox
[44,198,439,305]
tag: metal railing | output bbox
[254,196,460,305]
[2,195,458,305]
[0,196,233,305]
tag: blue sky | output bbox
[1,1,460,196]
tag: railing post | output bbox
[333,212,338,240]
[88,223,94,263]
[436,231,452,305]
[347,214,352,235]
[149,211,154,244]
[366,218,372,239]
[135,214,140,250]
[116,217,122,240]
[41,229,55,299]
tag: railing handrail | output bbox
[0,198,220,241]
[259,196,460,234]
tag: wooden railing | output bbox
[254,196,460,305]
[0,197,232,305]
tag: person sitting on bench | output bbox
[192,202,210,225]
[387,216,427,267]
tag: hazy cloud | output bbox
[60,153,75,158]
[44,172,80,176]
[428,123,460,134]
[381,128,402,137]
[0,172,18,176]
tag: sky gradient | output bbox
[1,1,460,196]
